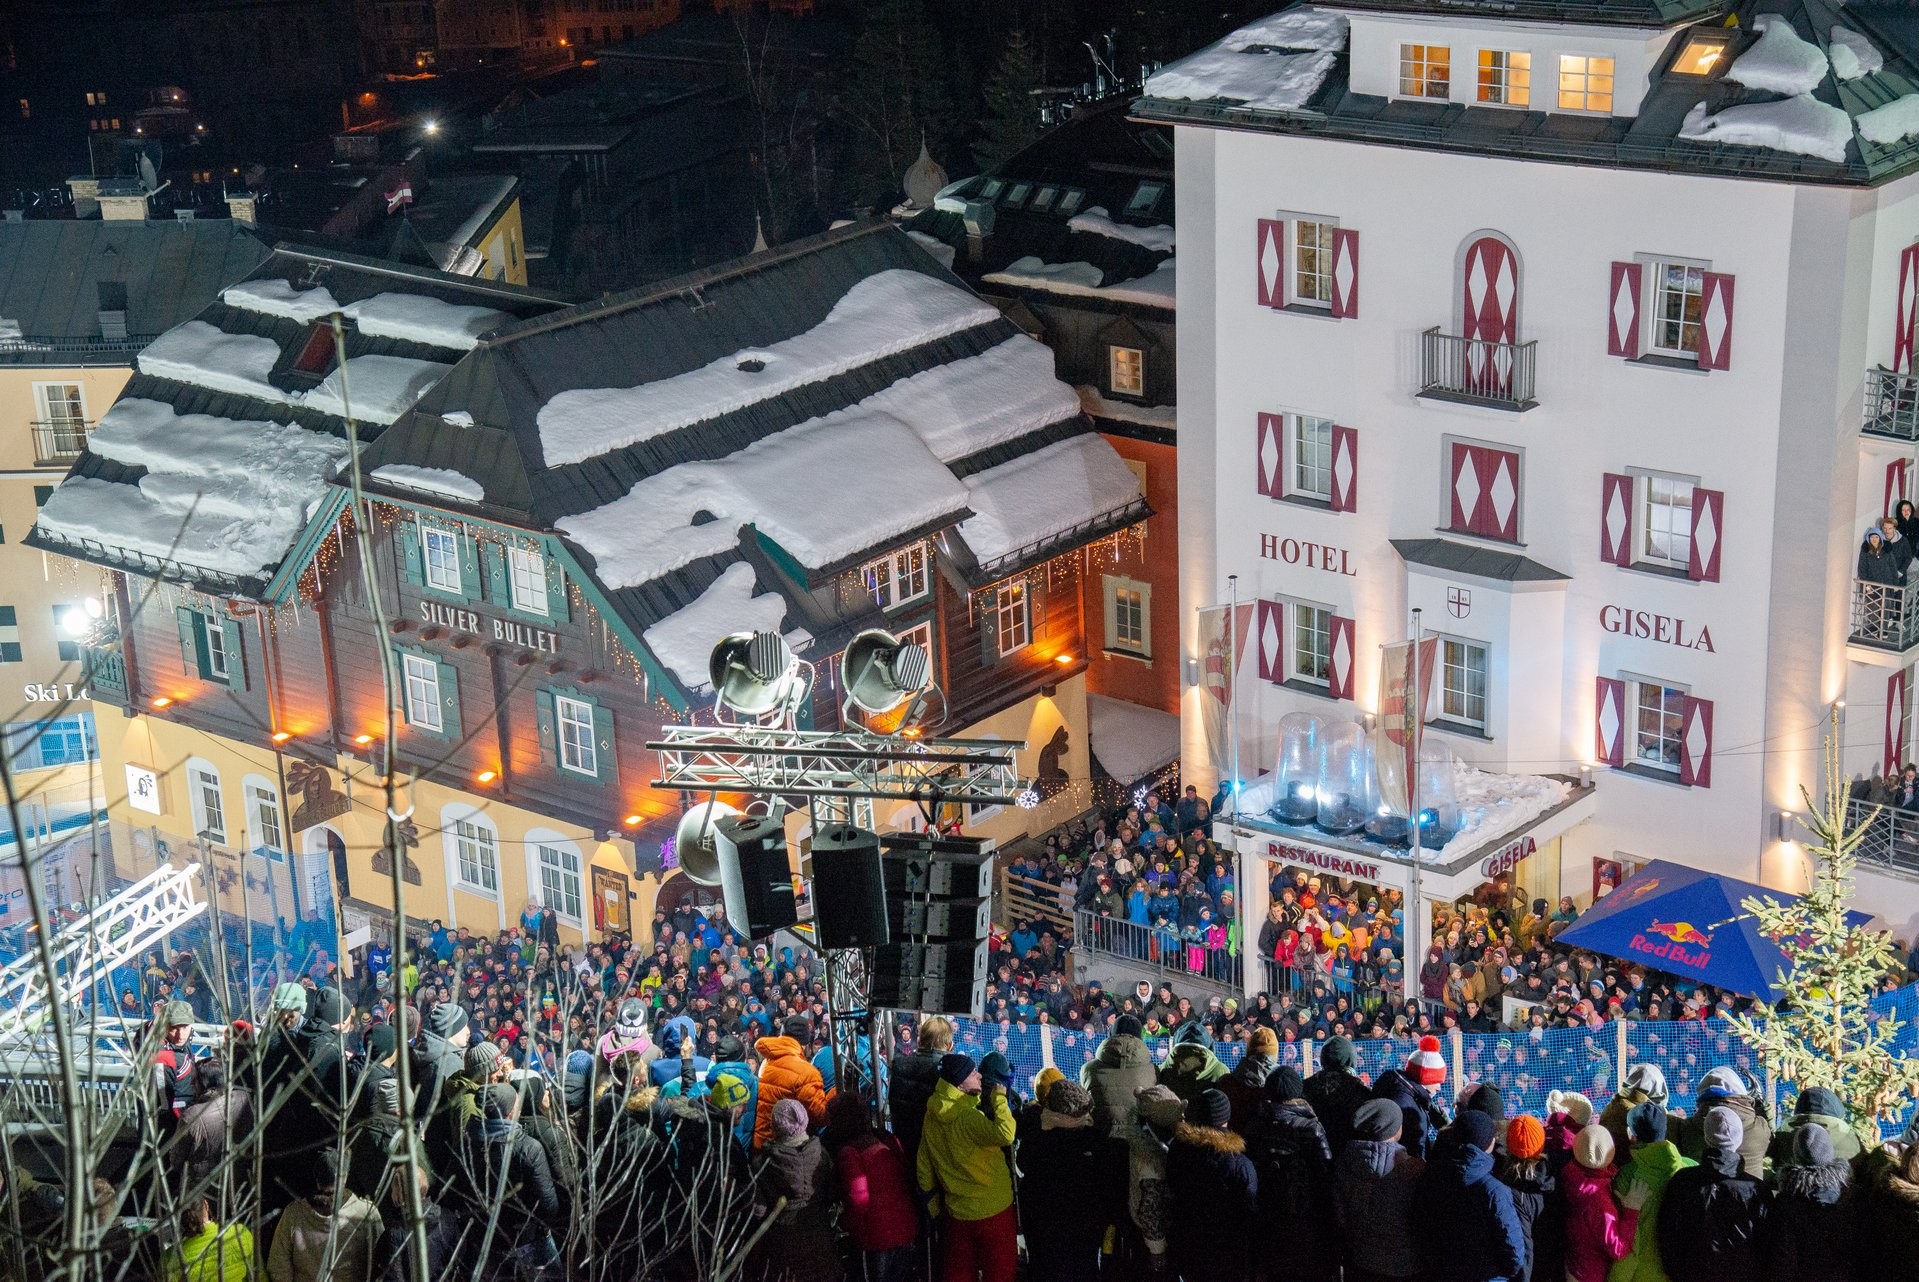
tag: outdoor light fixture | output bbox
[622,813,644,827]
[271,731,292,744]
[1580,765,1594,787]
[150,697,173,710]
[422,119,440,135]
[60,598,104,640]
[1055,653,1074,666]
[840,628,932,720]
[474,769,498,785]
[353,734,374,747]
[673,800,740,887]
[1774,810,1794,842]
[709,630,809,722]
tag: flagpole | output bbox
[1227,574,1241,812]
[1407,606,1424,1004]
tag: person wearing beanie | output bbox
[1655,1106,1770,1282]
[1307,1033,1375,1156]
[824,1092,919,1282]
[888,1014,952,1174]
[1498,1116,1560,1282]
[258,981,355,1214]
[1545,1091,1596,1172]
[1128,1084,1184,1265]
[355,1024,400,1122]
[1246,1066,1337,1282]
[1372,1035,1451,1161]
[1765,1123,1855,1282]
[1674,1066,1772,1178]
[751,1009,829,1151]
[1165,1087,1258,1282]
[1600,1063,1669,1161]
[917,1047,1016,1282]
[1612,1100,1693,1282]
[1414,1110,1526,1282]
[1082,1013,1156,1141]
[1334,1096,1425,1282]
[1563,1125,1639,1282]
[1034,1066,1065,1101]
[1017,1079,1128,1282]
[749,1097,839,1282]
[682,1032,758,1150]
[1219,1025,1280,1134]
[1769,1086,1862,1167]
[1157,1027,1230,1105]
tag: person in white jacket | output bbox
[267,1149,381,1282]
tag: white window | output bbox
[1399,44,1451,98]
[1289,413,1334,501]
[1639,472,1696,570]
[1477,50,1531,106]
[898,619,933,657]
[402,654,442,731]
[246,781,284,853]
[533,841,583,922]
[35,382,86,431]
[1292,218,1335,307]
[1291,601,1332,686]
[1109,346,1144,396]
[1435,637,1489,731]
[188,763,226,845]
[1105,576,1150,656]
[1647,260,1706,357]
[422,526,462,593]
[1558,55,1614,112]
[1631,677,1687,773]
[508,545,548,615]
[451,816,499,893]
[204,618,230,681]
[996,582,1031,655]
[556,694,598,776]
[866,544,929,610]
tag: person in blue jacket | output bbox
[649,1017,710,1090]
[1416,1110,1528,1282]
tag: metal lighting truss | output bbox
[648,725,1026,1106]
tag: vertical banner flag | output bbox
[1375,637,1437,817]
[1197,603,1255,789]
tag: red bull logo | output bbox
[1648,920,1713,946]
[1630,919,1712,967]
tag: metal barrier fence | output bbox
[1075,911,1243,990]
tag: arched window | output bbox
[525,829,584,925]
[184,757,226,846]
[441,803,500,898]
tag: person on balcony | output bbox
[1860,526,1904,587]
[1882,516,1916,578]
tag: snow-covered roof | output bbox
[1142,7,1346,114]
[984,256,1176,309]
[641,561,806,693]
[957,434,1145,570]
[1087,693,1180,783]
[1679,94,1854,164]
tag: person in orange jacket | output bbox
[752,1014,829,1149]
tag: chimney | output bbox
[97,177,148,222]
[226,194,257,225]
[97,281,129,341]
[67,176,101,219]
[962,198,996,266]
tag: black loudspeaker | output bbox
[872,940,990,1015]
[887,896,990,940]
[880,834,996,897]
[714,813,797,938]
[810,824,890,949]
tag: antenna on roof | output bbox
[1084,32,1118,95]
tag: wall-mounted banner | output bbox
[1376,637,1438,818]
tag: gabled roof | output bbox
[0,218,270,366]
[355,221,1146,701]
[24,246,569,597]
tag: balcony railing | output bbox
[1851,579,1919,651]
[1418,327,1538,411]
[1864,366,1919,440]
[1839,799,1919,881]
[1075,909,1245,992]
[31,419,92,465]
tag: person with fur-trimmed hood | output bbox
[1372,1036,1450,1161]
[1157,1022,1230,1104]
[1306,1034,1374,1155]
[1082,1014,1156,1139]
[1599,1065,1669,1164]
[1165,1088,1258,1282]
[1672,1067,1771,1179]
[1545,1090,1596,1174]
[1764,1123,1855,1282]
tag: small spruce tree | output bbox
[1724,734,1919,1136]
[973,32,1043,172]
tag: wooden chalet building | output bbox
[28,224,1148,947]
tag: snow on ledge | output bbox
[1679,94,1853,164]
[1078,386,1176,430]
[1725,15,1829,96]
[1859,95,1919,146]
[343,293,513,351]
[302,355,454,426]
[642,562,790,693]
[370,464,485,503]
[1144,8,1345,113]
[536,267,998,467]
[222,279,342,323]
[984,256,1176,309]
[1067,207,1175,253]
[906,230,957,269]
[1830,26,1884,82]
[957,434,1143,567]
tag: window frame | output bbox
[1431,635,1490,733]
[1281,213,1339,310]
[527,830,585,925]
[864,543,930,610]
[555,693,599,777]
[1109,345,1145,396]
[33,382,87,429]
[1639,255,1710,360]
[1627,674,1688,775]
[508,544,549,616]
[1287,412,1336,503]
[1476,48,1532,107]
[402,653,443,732]
[188,761,226,846]
[447,810,501,897]
[1557,53,1616,113]
[1287,598,1334,688]
[245,778,285,855]
[996,581,1032,656]
[203,616,230,680]
[1398,43,1452,99]
[1125,181,1167,217]
[0,608,17,664]
[1632,468,1698,572]
[422,526,463,595]
[1103,575,1152,658]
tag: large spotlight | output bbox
[841,628,932,720]
[708,630,805,720]
[673,799,739,886]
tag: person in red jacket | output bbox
[824,1094,919,1282]
[753,1014,829,1149]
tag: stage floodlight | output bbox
[841,628,932,718]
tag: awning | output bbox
[1087,693,1180,784]
[1555,859,1871,1000]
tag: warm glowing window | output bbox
[1110,346,1145,396]
[1294,219,1335,306]
[1399,44,1451,98]
[1671,34,1729,76]
[1477,50,1531,106]
[1558,55,1615,112]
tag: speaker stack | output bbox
[871,834,995,1016]
[713,813,798,938]
[810,824,892,949]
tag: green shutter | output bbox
[176,607,201,676]
[457,534,480,602]
[399,520,424,586]
[543,550,570,622]
[481,541,508,607]
[978,590,1000,667]
[535,688,558,765]
[437,656,461,738]
[220,616,248,692]
[590,700,616,783]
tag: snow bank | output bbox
[343,293,512,351]
[302,355,454,425]
[1430,763,1571,863]
[906,229,958,269]
[1079,386,1176,429]
[1859,94,1919,145]
[957,433,1143,566]
[443,410,476,427]
[985,256,1177,308]
[1725,15,1829,96]
[1679,94,1853,163]
[1067,206,1175,253]
[1087,693,1180,782]
[37,398,349,578]
[1829,25,1884,82]
[858,335,1080,462]
[642,562,790,692]
[370,464,485,502]
[1143,9,1345,114]
[537,268,997,467]
[138,320,287,403]
[221,278,342,323]
[933,177,973,215]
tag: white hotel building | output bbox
[1138,0,1919,978]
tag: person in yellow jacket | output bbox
[916,1053,1017,1282]
[165,1197,255,1282]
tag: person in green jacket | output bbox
[1158,1027,1230,1104]
[916,1053,1018,1282]
[165,1197,255,1282]
[1610,1102,1694,1282]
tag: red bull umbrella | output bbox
[1554,860,1873,1000]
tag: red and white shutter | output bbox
[1595,677,1626,768]
[1678,695,1714,788]
[1450,441,1521,541]
[1607,261,1642,358]
[1330,228,1360,319]
[1896,243,1919,372]
[1600,472,1634,566]
[1256,599,1284,683]
[1461,235,1520,396]
[1686,488,1724,583]
[1887,669,1910,774]
[1327,615,1356,700]
[1888,458,1910,518]
[1257,218,1285,309]
[1257,412,1283,497]
[1697,272,1735,370]
[1330,425,1358,512]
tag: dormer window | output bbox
[1057,189,1085,214]
[1125,182,1167,217]
[1670,33,1730,76]
[1557,55,1615,112]
[979,179,1005,201]
[1477,50,1531,107]
[291,324,336,375]
[1031,186,1058,212]
[1400,44,1452,98]
[1004,182,1032,207]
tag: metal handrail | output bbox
[30,418,93,465]
[1419,327,1538,409]
[1835,798,1919,881]
[1851,578,1919,651]
[0,335,155,357]
[1864,366,1919,441]
[1074,908,1244,991]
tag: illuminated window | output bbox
[1290,601,1332,686]
[1293,218,1335,306]
[865,544,928,609]
[1399,44,1451,98]
[1290,413,1334,501]
[1104,576,1151,656]
[1648,260,1706,356]
[1109,346,1145,396]
[1477,50,1531,106]
[423,527,462,593]
[1670,33,1729,76]
[1558,55,1615,112]
[996,582,1031,655]
[1632,678,1686,773]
